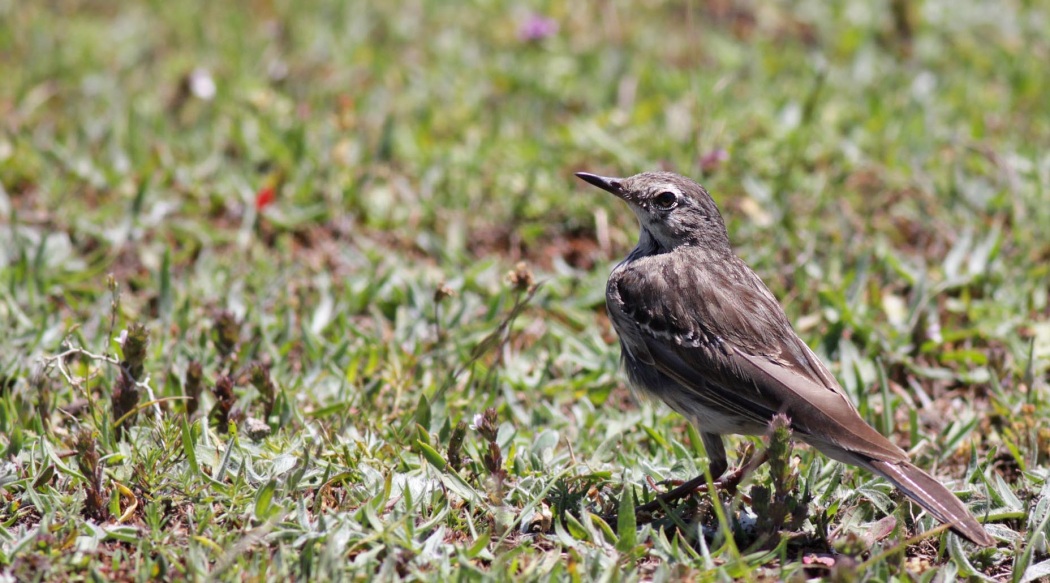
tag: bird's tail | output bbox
[868,459,994,546]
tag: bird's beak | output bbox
[575,172,625,198]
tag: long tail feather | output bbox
[869,460,994,546]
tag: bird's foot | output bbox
[633,447,768,516]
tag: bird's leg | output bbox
[635,439,767,515]
[702,432,729,481]
[654,432,727,487]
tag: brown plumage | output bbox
[577,170,993,546]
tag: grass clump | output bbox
[1,0,1048,580]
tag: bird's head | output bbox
[575,171,731,252]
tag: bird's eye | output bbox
[653,191,677,209]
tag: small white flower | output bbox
[189,68,216,100]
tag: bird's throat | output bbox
[627,227,665,261]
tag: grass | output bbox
[2,0,1049,580]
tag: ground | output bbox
[1,0,1049,580]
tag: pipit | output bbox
[576,170,993,546]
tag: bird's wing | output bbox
[608,251,907,462]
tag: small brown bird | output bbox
[576,170,993,546]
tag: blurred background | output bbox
[2,0,1048,579]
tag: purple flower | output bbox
[518,13,558,42]
[699,148,729,172]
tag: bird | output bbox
[575,170,994,546]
